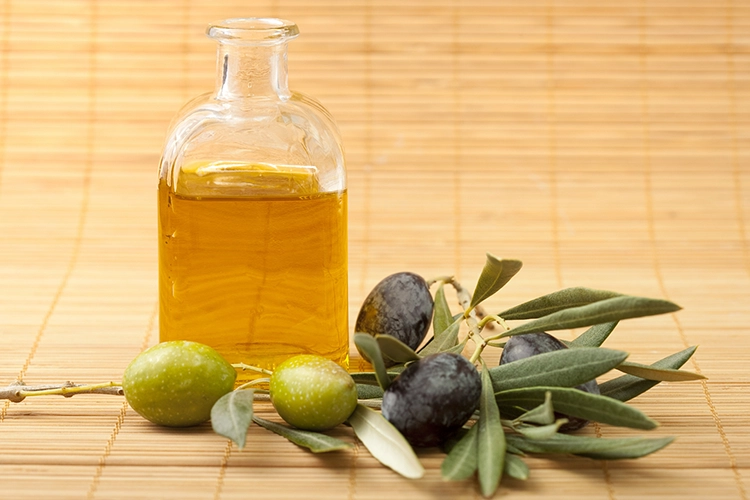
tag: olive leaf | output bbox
[504,453,529,480]
[442,337,469,356]
[347,404,424,479]
[488,347,628,393]
[441,426,469,453]
[441,423,478,481]
[376,334,420,364]
[569,321,619,348]
[501,296,681,338]
[514,391,555,425]
[499,288,622,320]
[511,420,568,440]
[505,433,675,460]
[496,386,658,430]
[600,346,698,401]
[470,254,523,309]
[478,363,505,498]
[353,333,392,391]
[433,283,454,335]
[505,441,525,456]
[616,361,705,381]
[210,389,254,449]
[252,416,353,453]
[356,384,384,399]
[350,372,402,386]
[418,318,461,357]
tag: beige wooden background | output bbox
[0,0,748,498]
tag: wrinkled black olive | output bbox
[355,272,434,364]
[500,332,600,431]
[381,352,481,447]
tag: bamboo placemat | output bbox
[0,0,748,498]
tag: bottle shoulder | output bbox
[287,91,343,145]
[160,92,346,193]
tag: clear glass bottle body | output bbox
[158,19,348,383]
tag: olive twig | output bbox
[467,315,506,364]
[465,323,486,347]
[0,381,123,402]
[426,275,454,287]
[232,363,274,376]
[443,277,496,331]
[427,275,495,330]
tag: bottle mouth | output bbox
[206,18,299,46]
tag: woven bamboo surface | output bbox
[0,0,748,498]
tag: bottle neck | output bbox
[214,42,290,100]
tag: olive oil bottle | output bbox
[158,20,348,384]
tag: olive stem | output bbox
[235,379,271,391]
[0,381,123,402]
[232,363,274,376]
[477,314,519,345]
[482,328,517,344]
[467,315,508,364]
[495,317,511,332]
[486,341,506,348]
[468,345,484,365]
[467,333,488,365]
[478,314,503,329]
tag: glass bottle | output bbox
[158,18,348,384]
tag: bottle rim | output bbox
[206,18,299,46]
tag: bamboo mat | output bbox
[0,0,748,498]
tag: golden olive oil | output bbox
[158,162,348,385]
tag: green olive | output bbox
[122,341,236,427]
[270,355,357,431]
